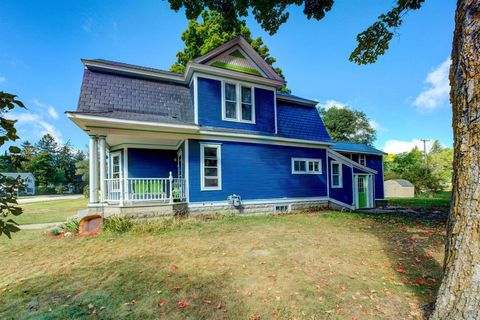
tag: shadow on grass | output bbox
[356,212,445,303]
[0,255,247,319]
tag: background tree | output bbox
[0,92,25,238]
[166,0,479,317]
[171,10,290,93]
[319,106,376,145]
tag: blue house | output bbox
[68,36,385,216]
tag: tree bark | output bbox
[430,1,480,319]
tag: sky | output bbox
[0,0,456,153]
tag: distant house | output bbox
[385,179,414,198]
[1,172,36,195]
[68,36,386,216]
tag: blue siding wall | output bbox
[339,152,384,200]
[188,140,328,202]
[128,148,178,178]
[277,102,332,142]
[197,77,275,133]
[328,157,353,205]
[367,155,384,199]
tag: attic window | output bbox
[222,81,255,124]
[359,154,367,166]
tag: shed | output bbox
[1,172,36,195]
[384,179,414,198]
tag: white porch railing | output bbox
[104,172,186,203]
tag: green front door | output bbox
[357,175,368,208]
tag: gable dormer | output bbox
[190,36,285,84]
[189,36,285,134]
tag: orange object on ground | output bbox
[78,214,103,235]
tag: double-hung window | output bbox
[201,144,222,190]
[292,158,322,174]
[358,154,367,166]
[222,82,255,123]
[331,161,343,188]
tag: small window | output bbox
[292,158,322,174]
[331,161,343,188]
[274,204,290,213]
[241,86,253,121]
[201,144,221,190]
[222,82,255,123]
[359,154,367,166]
[111,153,121,179]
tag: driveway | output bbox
[17,194,84,204]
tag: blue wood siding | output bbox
[328,157,353,205]
[188,139,328,202]
[127,148,178,178]
[197,77,275,133]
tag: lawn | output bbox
[387,192,451,208]
[0,212,445,319]
[14,198,88,225]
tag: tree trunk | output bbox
[430,1,480,319]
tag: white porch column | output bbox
[88,135,99,204]
[98,136,107,202]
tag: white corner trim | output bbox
[193,75,199,124]
[184,140,190,203]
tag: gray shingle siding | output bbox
[77,69,194,124]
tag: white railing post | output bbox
[169,172,174,204]
[119,178,124,206]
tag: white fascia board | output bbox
[185,63,284,89]
[82,60,185,84]
[276,95,318,107]
[331,148,386,156]
[327,149,377,174]
[66,113,200,132]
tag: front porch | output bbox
[87,134,187,208]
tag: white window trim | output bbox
[221,80,256,124]
[200,143,222,191]
[331,161,343,188]
[359,154,367,166]
[291,158,323,175]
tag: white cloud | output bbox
[317,99,348,110]
[414,58,451,111]
[6,112,63,143]
[369,120,387,133]
[32,98,59,119]
[0,75,6,83]
[382,139,434,154]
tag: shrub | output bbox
[50,227,61,236]
[103,216,134,234]
[131,217,201,234]
[63,218,80,233]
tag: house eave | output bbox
[332,148,387,156]
[327,149,378,174]
[276,95,318,107]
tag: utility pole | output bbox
[420,139,430,167]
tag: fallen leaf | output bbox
[170,264,178,270]
[396,267,406,274]
[75,290,82,296]
[203,300,212,305]
[177,301,189,309]
[158,300,166,307]
[159,312,166,317]
[416,277,426,285]
[88,304,94,309]
[272,310,280,318]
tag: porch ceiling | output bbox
[107,135,182,150]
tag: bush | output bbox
[83,185,89,198]
[63,218,80,233]
[103,216,134,233]
[131,217,202,234]
[49,227,61,236]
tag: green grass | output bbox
[387,192,451,208]
[14,198,88,225]
[0,212,445,319]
